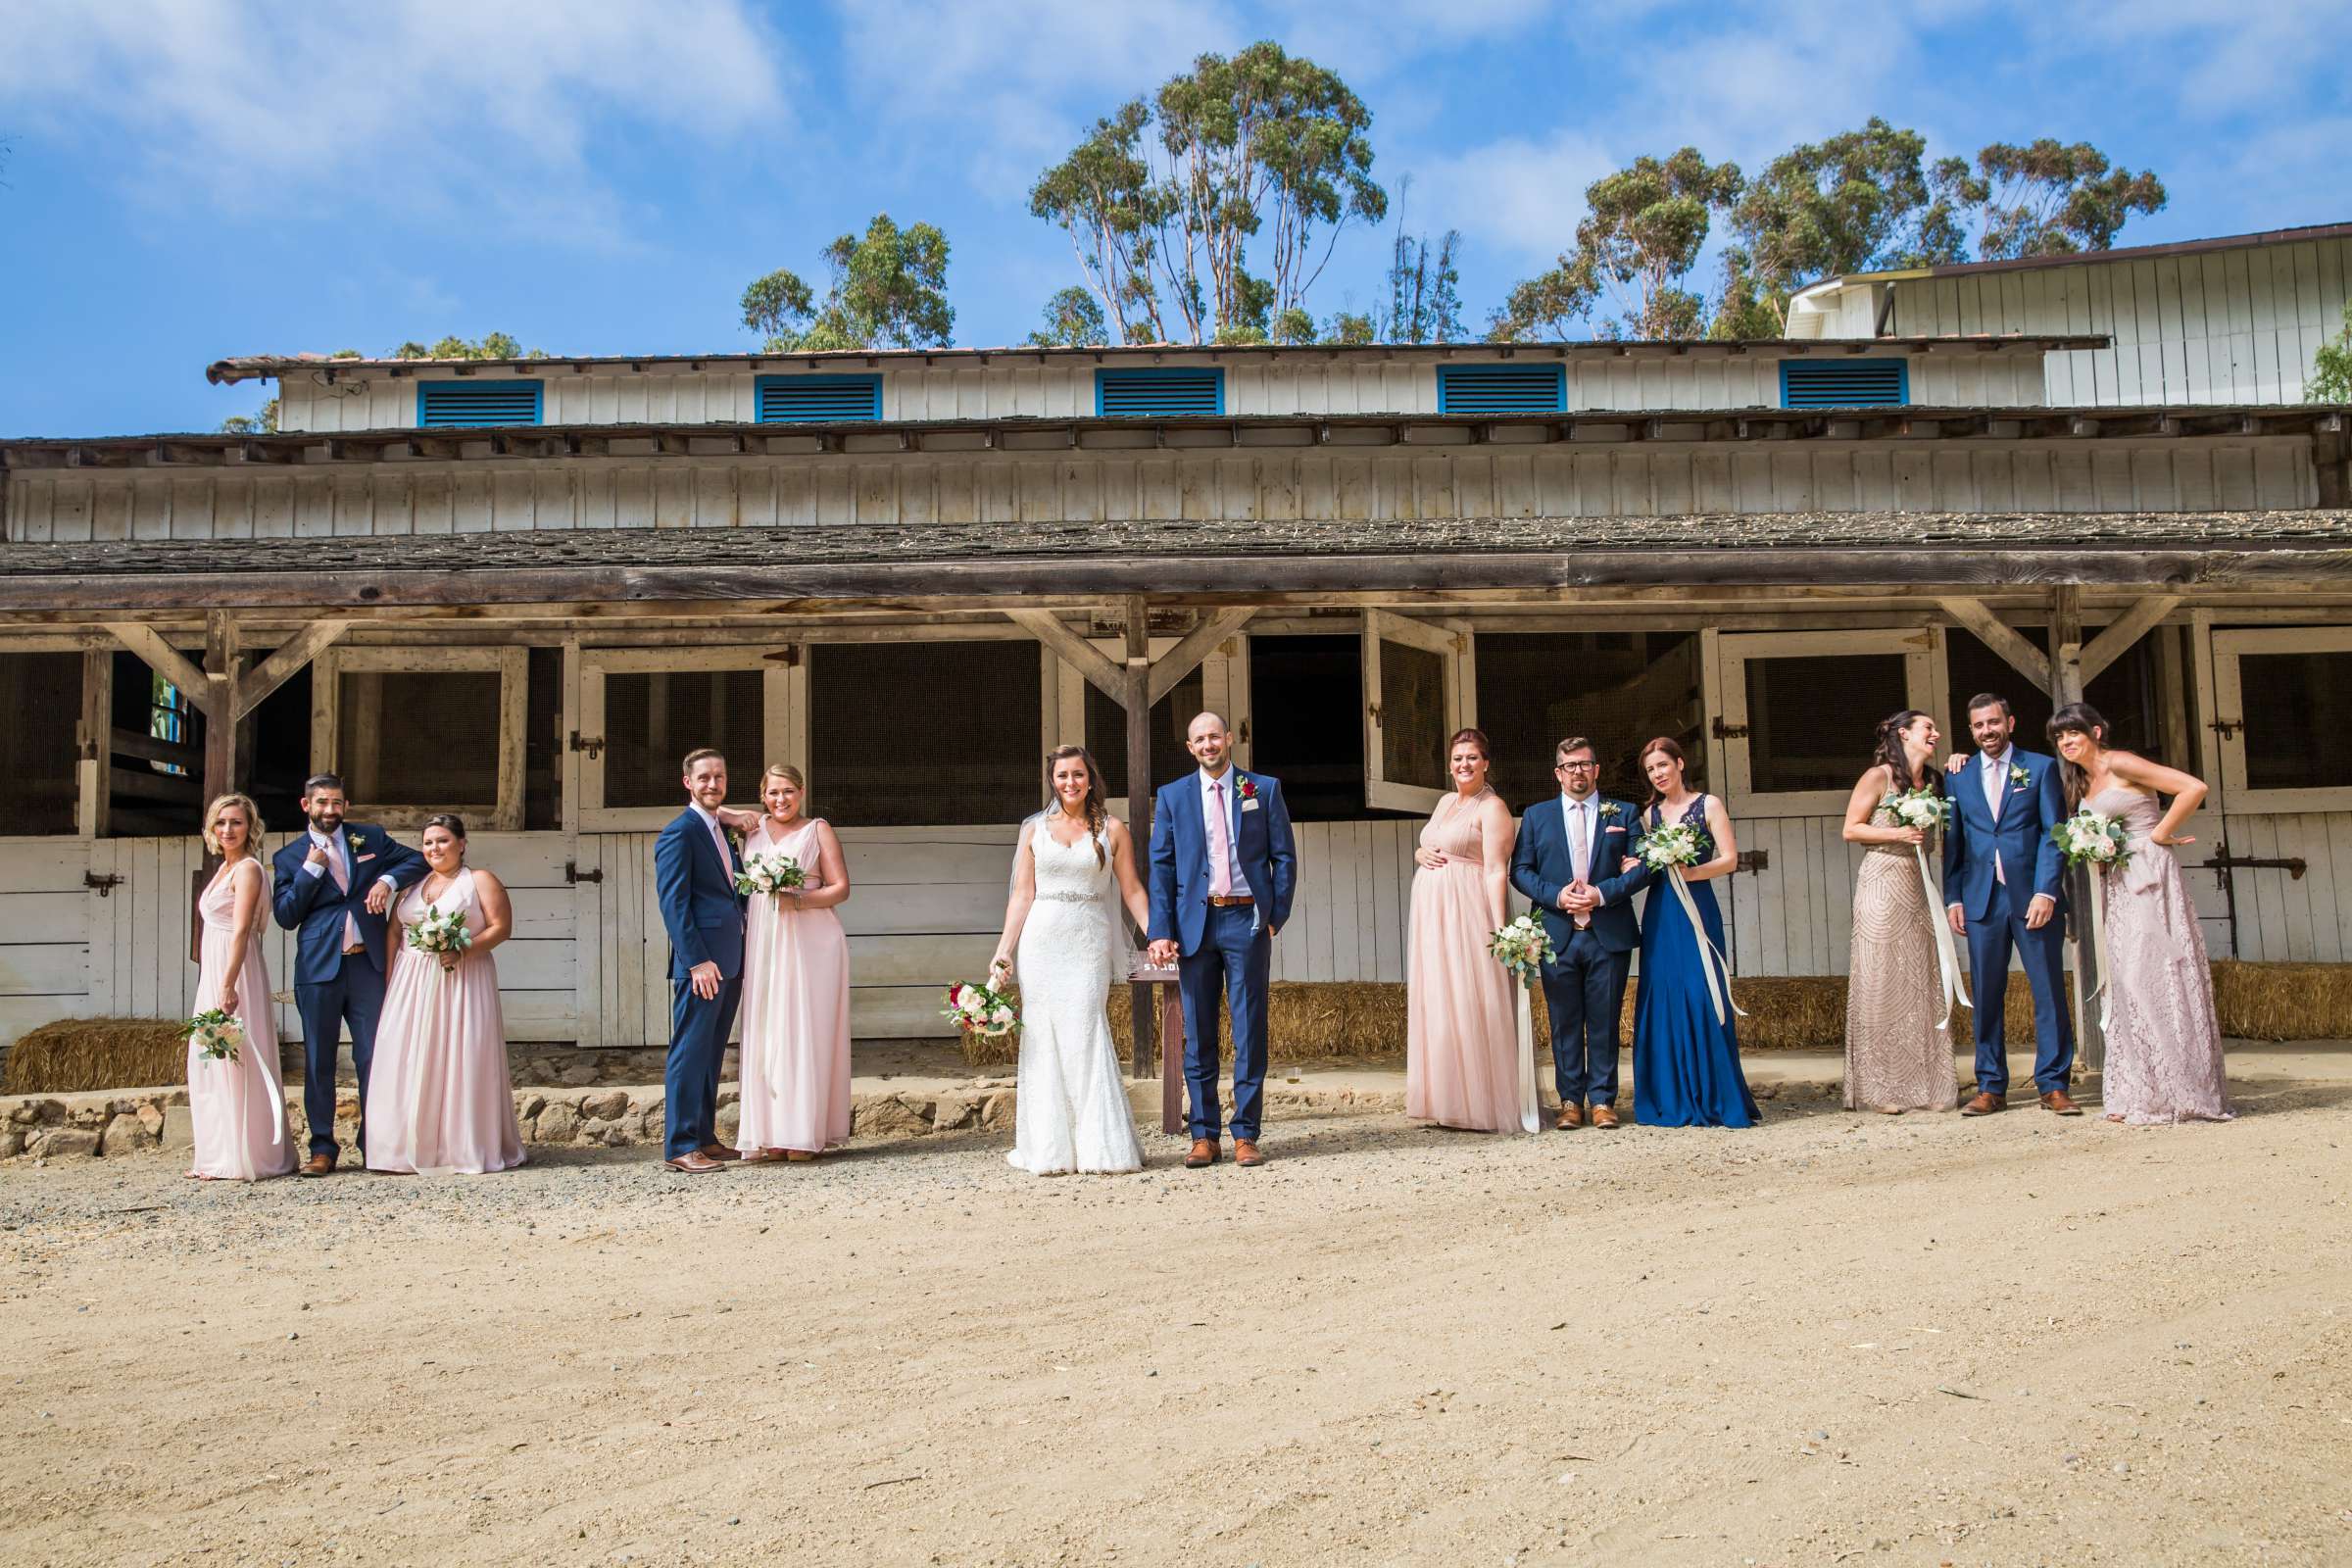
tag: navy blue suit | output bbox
[270,825,424,1158]
[655,808,748,1160]
[1147,768,1297,1143]
[1509,795,1651,1108]
[1942,747,2075,1096]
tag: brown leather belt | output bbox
[343,943,368,956]
[1207,895,1255,907]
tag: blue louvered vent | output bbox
[416,379,543,427]
[1097,367,1224,417]
[1780,358,1909,409]
[1437,363,1565,414]
[755,374,882,423]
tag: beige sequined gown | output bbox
[2088,787,2230,1124]
[1843,840,1960,1111]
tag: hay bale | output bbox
[2,1017,191,1094]
[2210,959,2352,1041]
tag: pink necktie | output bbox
[710,819,731,873]
[1207,783,1232,898]
[327,836,360,950]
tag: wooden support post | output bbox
[231,618,349,722]
[77,648,111,839]
[1122,594,1156,1084]
[201,612,240,811]
[2047,585,2102,1075]
[1149,608,1256,705]
[2077,594,2180,685]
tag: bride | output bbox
[990,746,1153,1175]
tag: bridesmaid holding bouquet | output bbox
[187,793,295,1181]
[365,814,524,1174]
[1838,710,1962,1113]
[722,764,853,1162]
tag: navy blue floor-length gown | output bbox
[1633,797,1760,1128]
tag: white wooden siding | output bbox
[10,435,2316,543]
[1890,236,2352,406]
[268,351,2047,434]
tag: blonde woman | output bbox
[188,794,295,1180]
[719,765,853,1161]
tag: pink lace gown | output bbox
[187,858,295,1180]
[734,817,852,1154]
[1405,790,1530,1133]
[365,869,524,1174]
[2089,787,2231,1125]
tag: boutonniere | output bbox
[2008,763,2031,788]
[1597,802,1623,820]
[1237,777,1258,801]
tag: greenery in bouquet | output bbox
[1487,912,1553,986]
[2051,807,2132,869]
[942,978,1020,1039]
[1876,785,1952,834]
[406,906,472,956]
[1633,821,1703,871]
[735,851,808,898]
[181,1007,243,1063]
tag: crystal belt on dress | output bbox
[1038,890,1096,904]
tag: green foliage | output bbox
[1936,139,2167,261]
[392,332,538,360]
[220,397,279,435]
[2309,297,2352,403]
[1032,40,1385,343]
[741,213,955,353]
[1323,310,1376,346]
[1494,147,1739,340]
[1025,286,1109,348]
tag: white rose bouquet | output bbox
[2052,807,2132,870]
[181,1007,243,1064]
[1487,912,1553,986]
[734,851,808,898]
[1876,785,1951,835]
[1633,821,1704,872]
[406,906,471,957]
[942,978,1020,1040]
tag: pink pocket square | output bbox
[356,852,377,861]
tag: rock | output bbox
[930,1094,976,1133]
[533,1102,581,1145]
[99,1113,157,1156]
[136,1102,167,1137]
[557,1063,599,1087]
[518,1094,547,1121]
[28,1127,101,1159]
[714,1102,740,1143]
[979,1092,1015,1131]
[853,1095,932,1138]
[0,1129,23,1158]
[155,1105,195,1152]
[597,1122,630,1149]
[716,1087,739,1108]
[8,1102,42,1125]
[580,1090,630,1122]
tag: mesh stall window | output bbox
[1085,666,1204,800]
[2241,651,2352,791]
[336,670,502,806]
[1945,627,2164,763]
[1473,633,1704,807]
[1248,636,1367,821]
[811,642,1043,827]
[604,669,765,809]
[1744,654,1907,795]
[1378,637,1448,794]
[0,653,83,835]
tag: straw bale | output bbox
[2,1017,191,1094]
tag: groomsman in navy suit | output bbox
[1943,693,2081,1115]
[270,772,424,1175]
[1147,711,1297,1169]
[655,748,749,1173]
[1509,736,1651,1129]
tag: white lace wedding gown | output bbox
[1007,827,1144,1175]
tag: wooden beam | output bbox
[1005,609,1125,703]
[202,611,241,808]
[1936,597,2051,690]
[77,649,110,839]
[231,618,349,722]
[1148,608,1256,706]
[2049,585,2084,703]
[1120,593,1156,1085]
[102,621,212,708]
[2076,594,2181,684]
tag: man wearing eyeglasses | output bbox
[1509,737,1650,1128]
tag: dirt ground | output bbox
[4,1053,2348,1567]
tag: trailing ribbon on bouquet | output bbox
[1667,866,1745,1026]
[1514,982,1542,1136]
[1913,844,1973,1030]
[2086,864,2113,1032]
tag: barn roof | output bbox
[1842,220,2352,283]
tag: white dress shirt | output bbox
[689,803,733,875]
[1981,746,2013,882]
[1199,765,1251,898]
[299,824,397,949]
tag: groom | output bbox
[655,747,750,1173]
[1509,736,1649,1130]
[1943,693,2079,1115]
[270,772,424,1175]
[1147,711,1297,1169]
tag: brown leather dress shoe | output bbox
[1233,1139,1265,1167]
[1960,1091,2006,1115]
[298,1152,335,1178]
[2040,1089,2083,1116]
[698,1143,743,1162]
[1590,1103,1620,1130]
[1555,1104,1584,1131]
[1185,1139,1219,1168]
[663,1152,724,1174]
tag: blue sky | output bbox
[3,0,2344,437]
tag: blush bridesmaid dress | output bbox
[186,858,296,1180]
[365,868,524,1175]
[734,817,853,1157]
[1405,788,1535,1133]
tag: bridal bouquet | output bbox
[181,1007,243,1064]
[1876,785,1951,834]
[942,978,1020,1040]
[406,906,471,956]
[1487,913,1553,986]
[734,851,807,898]
[2052,807,2132,869]
[1633,821,1704,872]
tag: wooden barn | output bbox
[1,219,2348,1067]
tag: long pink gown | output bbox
[365,868,524,1174]
[2090,787,2232,1125]
[1405,789,1533,1133]
[734,817,852,1154]
[187,858,295,1180]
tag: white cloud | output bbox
[1409,128,1615,260]
[0,0,791,229]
